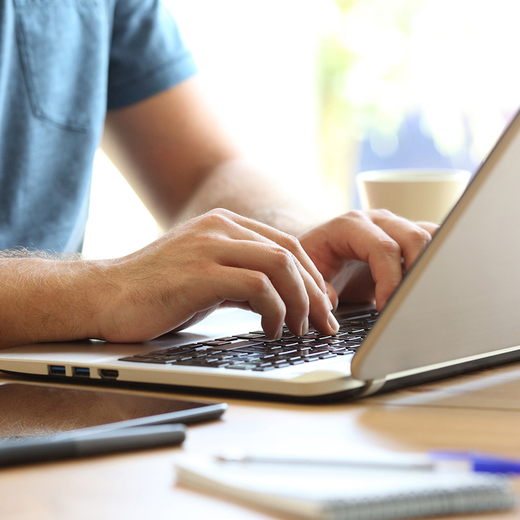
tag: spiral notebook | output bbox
[175,456,516,520]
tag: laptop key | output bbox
[217,340,264,350]
[230,346,270,354]
[133,353,165,359]
[225,364,258,370]
[203,340,232,347]
[235,333,265,340]
[319,353,337,359]
[174,359,210,366]
[275,349,298,356]
[119,356,169,364]
[302,351,328,359]
[256,361,274,367]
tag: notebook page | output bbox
[175,457,516,520]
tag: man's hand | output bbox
[96,209,338,343]
[299,209,438,311]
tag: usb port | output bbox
[48,365,66,376]
[99,369,119,380]
[73,367,90,378]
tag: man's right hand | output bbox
[95,209,338,343]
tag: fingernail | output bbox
[328,312,339,334]
[300,317,309,336]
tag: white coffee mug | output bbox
[355,168,472,223]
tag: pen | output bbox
[430,451,520,474]
[216,451,520,474]
[0,424,186,467]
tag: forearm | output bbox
[0,254,114,349]
[175,158,323,237]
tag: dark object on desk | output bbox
[0,424,186,467]
[0,382,226,438]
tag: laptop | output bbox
[2,110,520,401]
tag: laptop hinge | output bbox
[358,378,387,397]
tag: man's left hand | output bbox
[299,209,438,311]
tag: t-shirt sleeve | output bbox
[106,0,197,110]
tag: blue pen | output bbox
[217,451,520,474]
[430,451,520,474]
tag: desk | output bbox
[1,363,520,520]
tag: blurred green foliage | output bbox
[317,0,518,192]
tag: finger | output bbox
[326,212,403,310]
[325,281,339,312]
[415,221,440,235]
[282,251,338,335]
[219,240,309,335]
[208,209,328,296]
[368,211,433,271]
[217,239,334,336]
[213,265,287,339]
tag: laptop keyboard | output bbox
[119,311,379,372]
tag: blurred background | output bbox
[83,0,520,259]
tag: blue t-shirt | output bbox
[0,0,196,252]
